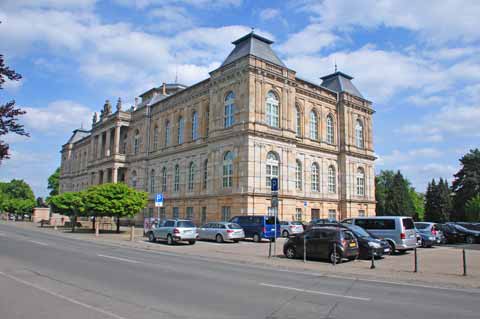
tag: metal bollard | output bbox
[95,222,99,237]
[333,242,337,266]
[463,249,467,276]
[130,225,135,241]
[414,248,418,273]
[303,235,307,263]
[370,247,376,269]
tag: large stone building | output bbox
[59,32,376,225]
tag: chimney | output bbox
[162,82,166,95]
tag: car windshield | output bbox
[177,221,195,228]
[228,223,242,229]
[414,223,429,230]
[458,223,480,231]
[291,221,302,225]
[343,224,370,238]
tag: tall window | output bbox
[203,159,208,190]
[266,152,279,188]
[223,151,233,188]
[295,105,301,136]
[165,120,171,146]
[178,117,184,144]
[173,207,179,219]
[188,162,195,191]
[162,167,167,192]
[159,207,166,220]
[224,91,235,128]
[150,169,155,193]
[356,167,365,196]
[201,207,207,224]
[328,165,336,194]
[326,115,334,144]
[186,207,193,220]
[131,170,137,188]
[266,91,279,127]
[153,125,159,150]
[358,210,366,217]
[355,119,364,148]
[206,106,210,137]
[221,206,231,222]
[133,130,140,154]
[192,111,198,141]
[295,208,303,221]
[295,159,302,190]
[310,111,318,140]
[311,162,319,192]
[328,209,337,221]
[174,164,180,192]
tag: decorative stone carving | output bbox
[103,100,112,116]
[92,112,98,125]
[116,98,122,112]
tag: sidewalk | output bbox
[3,221,480,290]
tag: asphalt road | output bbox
[1,223,479,319]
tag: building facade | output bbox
[59,32,376,225]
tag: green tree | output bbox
[452,149,480,221]
[383,171,415,216]
[0,179,35,218]
[49,191,86,232]
[425,178,452,223]
[465,195,480,222]
[375,170,395,216]
[83,183,148,233]
[47,167,60,198]
[409,188,424,221]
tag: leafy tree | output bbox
[409,188,424,221]
[451,149,480,221]
[83,183,148,233]
[465,195,480,222]
[424,178,451,223]
[382,171,415,216]
[49,191,86,232]
[0,179,35,218]
[47,167,60,198]
[0,53,29,162]
[375,170,395,216]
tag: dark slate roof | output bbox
[221,32,285,67]
[320,71,364,99]
[67,129,90,144]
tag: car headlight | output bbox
[368,242,381,248]
[428,236,435,240]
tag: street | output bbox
[1,223,479,319]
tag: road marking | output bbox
[0,232,5,236]
[97,254,142,264]
[28,240,49,246]
[259,283,371,301]
[0,271,128,319]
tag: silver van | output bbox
[341,216,417,253]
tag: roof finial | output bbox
[251,26,255,34]
[334,58,338,72]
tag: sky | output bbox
[0,0,479,198]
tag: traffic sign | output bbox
[155,193,163,207]
[271,195,278,208]
[271,177,278,192]
[304,201,308,207]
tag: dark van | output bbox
[229,215,281,242]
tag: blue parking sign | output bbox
[271,177,278,192]
[155,193,163,207]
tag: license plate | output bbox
[184,230,192,233]
[349,242,356,247]
[384,248,390,252]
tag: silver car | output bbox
[198,222,245,243]
[414,222,445,244]
[147,219,197,245]
[280,221,304,237]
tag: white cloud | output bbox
[113,0,242,9]
[149,6,194,31]
[378,148,443,167]
[1,0,97,10]
[259,8,280,21]
[279,24,337,55]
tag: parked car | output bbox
[452,223,480,244]
[147,219,197,245]
[283,226,359,263]
[437,223,464,244]
[340,224,389,258]
[229,215,281,242]
[280,221,304,237]
[415,230,436,248]
[342,216,417,253]
[415,222,445,245]
[305,218,338,231]
[198,222,245,243]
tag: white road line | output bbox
[97,254,142,264]
[28,240,49,246]
[0,271,128,319]
[259,283,371,301]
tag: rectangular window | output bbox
[221,206,231,222]
[159,207,166,220]
[173,207,179,219]
[148,207,154,219]
[186,207,193,220]
[295,208,303,221]
[328,209,336,221]
[358,210,365,217]
[201,207,207,224]
[311,209,320,220]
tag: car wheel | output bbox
[386,241,396,254]
[330,251,342,264]
[233,239,240,243]
[253,233,261,243]
[466,236,475,244]
[216,234,224,243]
[148,232,156,243]
[282,230,289,237]
[188,240,196,245]
[285,246,297,259]
[167,234,174,245]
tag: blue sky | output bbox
[1,0,479,198]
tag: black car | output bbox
[283,226,359,263]
[441,223,480,244]
[341,224,390,258]
[305,218,338,231]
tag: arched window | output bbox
[295,159,302,190]
[356,167,365,196]
[223,151,233,188]
[192,111,198,141]
[150,169,155,193]
[311,162,319,192]
[295,105,302,137]
[266,91,279,127]
[174,164,180,192]
[133,130,140,154]
[203,159,208,190]
[165,120,171,146]
[131,170,137,188]
[188,162,195,191]
[153,125,159,150]
[355,119,364,148]
[162,167,167,192]
[326,114,334,144]
[178,117,184,144]
[224,92,235,128]
[310,111,318,140]
[328,165,336,194]
[266,151,279,188]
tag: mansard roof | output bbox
[66,128,90,145]
[221,32,285,68]
[320,71,364,99]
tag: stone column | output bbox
[112,167,118,183]
[114,125,121,155]
[97,134,102,159]
[105,129,111,157]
